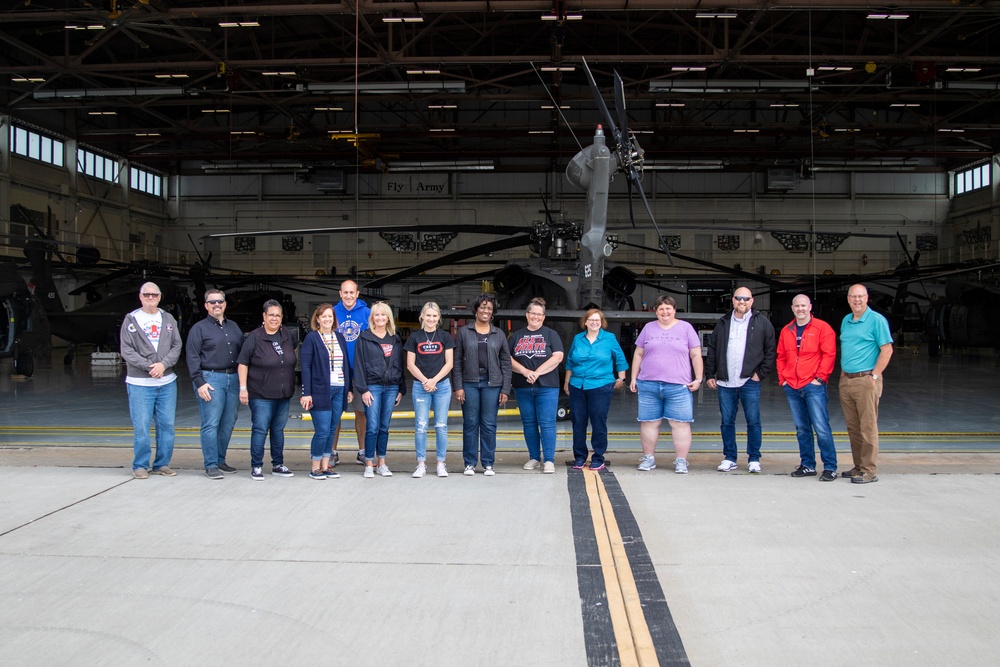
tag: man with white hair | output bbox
[120,282,183,479]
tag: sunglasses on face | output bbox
[207,299,225,305]
[733,296,752,302]
[141,293,160,298]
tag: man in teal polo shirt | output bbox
[839,284,894,484]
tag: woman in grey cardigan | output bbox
[452,293,512,476]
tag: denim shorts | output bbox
[636,379,694,423]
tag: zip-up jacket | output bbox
[120,309,183,381]
[352,328,406,397]
[452,323,512,396]
[300,329,353,411]
[704,310,776,383]
[776,317,837,389]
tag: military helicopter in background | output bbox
[0,256,50,377]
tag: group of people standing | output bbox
[121,279,892,485]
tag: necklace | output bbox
[424,328,437,345]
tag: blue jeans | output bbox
[783,383,837,471]
[309,386,346,461]
[461,379,501,468]
[249,398,290,468]
[412,378,451,462]
[193,371,240,470]
[128,381,177,471]
[515,386,559,463]
[718,380,762,463]
[569,382,614,466]
[364,384,397,461]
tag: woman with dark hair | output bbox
[509,297,564,474]
[563,308,628,471]
[354,301,406,478]
[404,301,455,478]
[238,299,298,480]
[452,293,512,476]
[629,295,703,473]
[300,303,353,480]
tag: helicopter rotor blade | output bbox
[411,269,499,295]
[580,57,619,142]
[365,235,535,289]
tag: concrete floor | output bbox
[1,346,998,665]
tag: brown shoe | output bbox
[840,467,862,478]
[851,472,878,484]
[132,468,149,479]
[151,466,177,477]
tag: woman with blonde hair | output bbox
[353,302,406,478]
[404,302,455,478]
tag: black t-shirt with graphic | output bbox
[404,329,456,380]
[508,325,564,389]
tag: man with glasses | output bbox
[838,284,893,484]
[120,282,183,479]
[705,286,776,473]
[333,279,371,465]
[186,289,244,479]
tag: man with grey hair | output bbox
[120,282,182,479]
[186,289,244,479]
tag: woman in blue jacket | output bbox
[300,303,353,480]
[563,308,628,471]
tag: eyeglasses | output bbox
[526,311,544,317]
[207,299,225,305]
[733,296,752,302]
[141,293,160,298]
[586,318,602,324]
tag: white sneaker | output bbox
[436,462,449,477]
[377,464,393,477]
[543,461,555,474]
[412,463,426,478]
[748,461,762,474]
[363,465,375,478]
[638,455,656,471]
[523,459,541,470]
[464,466,475,476]
[484,466,495,476]
[674,458,688,474]
[717,459,739,472]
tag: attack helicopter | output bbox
[0,256,50,377]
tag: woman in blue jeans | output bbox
[353,302,406,478]
[404,302,455,478]
[563,308,628,471]
[509,297,564,475]
[300,303,353,480]
[452,293,512,476]
[237,299,298,480]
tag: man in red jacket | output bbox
[776,294,839,481]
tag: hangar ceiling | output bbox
[3,1,999,174]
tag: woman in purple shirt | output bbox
[629,295,703,474]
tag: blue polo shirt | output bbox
[840,308,892,373]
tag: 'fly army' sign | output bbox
[382,173,450,196]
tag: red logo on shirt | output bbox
[417,341,443,355]
[513,334,548,359]
[380,343,394,357]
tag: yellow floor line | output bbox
[584,469,659,667]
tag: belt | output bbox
[842,370,873,378]
[206,367,238,374]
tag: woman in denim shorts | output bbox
[629,295,704,473]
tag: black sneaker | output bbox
[271,465,294,477]
[790,465,817,478]
[331,451,340,467]
[251,466,264,481]
[205,467,224,480]
[323,468,341,479]
[819,470,837,482]
[355,450,365,465]
[218,462,237,474]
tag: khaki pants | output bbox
[838,375,883,474]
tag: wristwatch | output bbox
[870,374,879,380]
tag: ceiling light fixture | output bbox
[428,104,458,109]
[890,103,920,107]
[695,12,738,19]
[541,104,570,109]
[219,21,259,28]
[406,69,441,75]
[541,12,582,20]
[671,66,707,72]
[945,67,982,73]
[65,24,105,30]
[817,65,853,72]
[263,71,297,77]
[12,77,46,83]
[387,160,493,172]
[314,106,343,111]
[540,66,576,72]
[733,129,760,133]
[135,132,160,137]
[656,102,685,107]
[154,73,189,79]
[938,128,965,133]
[867,12,909,19]
[298,81,465,94]
[770,103,800,107]
[33,86,186,99]
[651,80,809,93]
[87,111,117,116]
[383,14,424,23]
[528,130,555,134]
[201,109,231,113]
[429,128,455,132]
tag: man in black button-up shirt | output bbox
[186,289,244,479]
